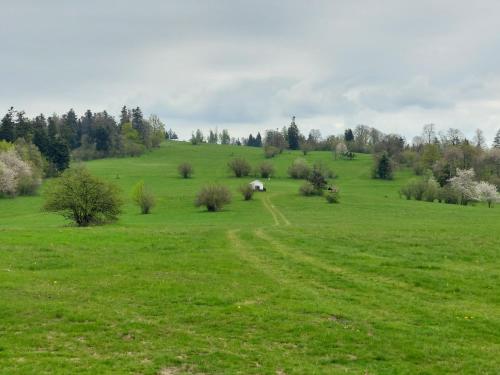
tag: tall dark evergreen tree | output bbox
[0,107,16,142]
[48,139,70,172]
[120,106,130,127]
[15,111,32,141]
[373,152,393,180]
[255,132,262,147]
[287,116,300,150]
[247,134,255,146]
[32,114,49,155]
[62,109,79,148]
[47,116,58,140]
[494,129,500,148]
[344,128,354,142]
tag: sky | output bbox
[2,0,500,143]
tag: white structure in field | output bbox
[249,180,265,191]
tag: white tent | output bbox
[249,180,265,191]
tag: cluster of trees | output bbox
[399,125,500,187]
[0,106,168,173]
[401,169,499,207]
[190,129,232,145]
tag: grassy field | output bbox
[1,141,499,374]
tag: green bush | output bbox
[44,166,122,226]
[239,184,254,201]
[264,146,279,159]
[288,158,311,179]
[307,162,333,191]
[195,184,232,211]
[178,162,193,178]
[228,158,251,177]
[259,162,275,178]
[299,181,321,196]
[438,184,461,204]
[325,187,340,203]
[400,176,440,202]
[132,180,156,214]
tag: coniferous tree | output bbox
[221,129,230,145]
[287,116,300,150]
[255,132,262,147]
[60,109,78,148]
[47,115,58,141]
[344,128,354,143]
[372,152,393,180]
[32,114,49,155]
[120,106,130,127]
[48,138,70,172]
[15,111,32,141]
[494,129,500,148]
[247,134,255,146]
[0,107,16,142]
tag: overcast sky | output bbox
[2,0,500,142]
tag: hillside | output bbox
[1,142,499,374]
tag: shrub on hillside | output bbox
[195,184,232,211]
[299,181,320,196]
[288,158,311,179]
[264,145,279,159]
[325,187,340,203]
[239,184,254,201]
[44,166,122,226]
[400,176,440,202]
[307,163,330,191]
[178,162,193,178]
[228,158,251,177]
[132,180,156,214]
[438,184,461,204]
[259,162,275,178]
[0,149,40,197]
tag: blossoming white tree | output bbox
[448,168,479,205]
[0,150,37,197]
[475,181,499,208]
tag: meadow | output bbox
[1,141,499,374]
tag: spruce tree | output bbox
[255,132,262,147]
[0,107,16,142]
[33,114,49,155]
[344,128,354,142]
[120,106,130,126]
[373,152,393,180]
[287,116,300,150]
[494,129,500,148]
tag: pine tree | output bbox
[221,129,230,145]
[15,111,32,141]
[0,107,16,142]
[494,129,500,148]
[120,106,130,127]
[287,116,300,150]
[373,152,393,180]
[344,128,354,142]
[47,116,58,140]
[255,132,262,147]
[247,134,255,146]
[60,109,78,148]
[32,114,49,155]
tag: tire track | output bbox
[261,196,291,226]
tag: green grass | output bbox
[1,141,499,374]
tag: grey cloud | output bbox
[1,0,500,140]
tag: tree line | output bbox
[0,106,176,175]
